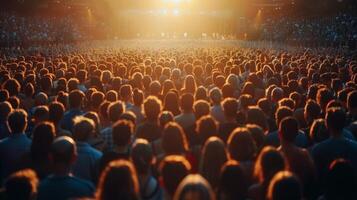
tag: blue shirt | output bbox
[72,142,102,183]
[264,130,309,148]
[61,108,84,131]
[0,133,31,181]
[37,174,94,200]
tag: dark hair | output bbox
[133,89,144,106]
[196,115,218,144]
[7,109,28,133]
[162,122,188,155]
[180,93,194,111]
[144,96,162,121]
[164,92,180,116]
[279,117,299,143]
[193,100,210,119]
[246,107,268,132]
[131,139,153,175]
[227,127,256,161]
[159,155,191,196]
[49,101,65,124]
[5,169,39,200]
[68,89,84,109]
[267,171,302,200]
[2,78,21,96]
[218,160,248,200]
[107,101,125,122]
[31,122,56,162]
[96,160,140,200]
[222,98,238,119]
[112,120,134,147]
[325,107,346,133]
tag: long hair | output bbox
[96,160,140,200]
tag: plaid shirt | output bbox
[100,127,113,152]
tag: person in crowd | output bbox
[209,87,225,123]
[159,155,191,199]
[136,96,163,142]
[95,160,140,200]
[129,89,145,125]
[37,136,95,200]
[61,90,85,131]
[219,98,238,142]
[267,171,302,200]
[100,119,134,171]
[71,116,103,183]
[173,174,215,200]
[101,101,125,151]
[3,169,39,200]
[174,93,196,135]
[131,139,163,200]
[0,109,31,183]
[218,160,249,200]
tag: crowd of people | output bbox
[260,13,357,47]
[0,13,85,46]
[0,42,356,200]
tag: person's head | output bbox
[195,86,208,101]
[279,117,299,144]
[33,105,49,124]
[51,136,77,166]
[200,137,228,189]
[180,93,194,112]
[246,124,265,151]
[7,109,27,134]
[164,91,180,114]
[0,89,9,102]
[68,89,84,109]
[271,87,284,103]
[131,139,153,175]
[107,101,125,122]
[267,171,302,200]
[162,122,188,155]
[91,91,105,110]
[246,106,268,132]
[317,88,334,112]
[34,92,48,106]
[144,95,162,121]
[227,127,256,161]
[31,122,56,161]
[325,159,356,199]
[196,115,218,144]
[159,111,174,128]
[160,155,191,196]
[48,101,65,124]
[112,119,134,148]
[72,116,95,142]
[133,89,144,106]
[275,106,293,128]
[222,97,238,120]
[310,118,329,143]
[193,100,210,119]
[2,78,21,96]
[96,160,140,200]
[209,87,222,105]
[84,111,101,135]
[5,169,39,200]
[325,107,346,135]
[183,75,197,94]
[174,174,214,200]
[347,90,357,115]
[218,160,248,200]
[304,99,321,125]
[120,84,133,102]
[254,146,286,184]
[0,101,12,122]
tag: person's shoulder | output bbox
[68,176,95,190]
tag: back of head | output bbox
[209,87,222,104]
[72,116,95,141]
[218,160,248,200]
[160,155,191,196]
[51,136,77,165]
[49,101,65,124]
[267,171,302,200]
[5,169,39,200]
[246,107,268,131]
[0,101,12,122]
[162,122,188,155]
[227,127,256,161]
[193,100,210,119]
[107,101,125,122]
[180,93,194,111]
[174,174,214,200]
[68,89,84,109]
[325,107,346,134]
[112,119,134,147]
[131,139,153,175]
[279,117,299,143]
[31,122,56,161]
[7,109,27,134]
[144,96,162,121]
[96,160,140,200]
[222,97,238,119]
